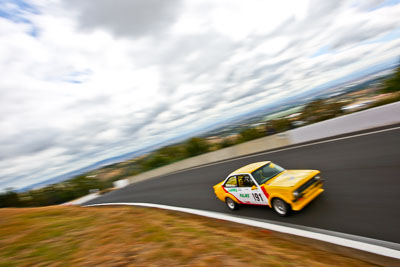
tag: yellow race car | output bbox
[213,161,324,216]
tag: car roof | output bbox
[229,161,271,175]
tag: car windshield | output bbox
[252,162,285,185]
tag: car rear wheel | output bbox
[272,198,291,216]
[225,197,239,210]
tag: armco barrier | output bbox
[122,101,400,186]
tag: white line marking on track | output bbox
[169,126,400,175]
[84,202,400,259]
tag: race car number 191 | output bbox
[252,193,263,202]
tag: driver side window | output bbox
[238,175,254,187]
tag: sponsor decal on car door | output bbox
[237,175,268,205]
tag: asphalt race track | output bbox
[85,126,400,244]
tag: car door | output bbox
[238,174,268,205]
[223,175,241,201]
[235,175,252,204]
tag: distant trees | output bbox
[299,99,344,124]
[299,99,324,123]
[140,154,169,171]
[218,138,235,149]
[184,137,209,157]
[158,145,185,161]
[0,189,21,208]
[270,118,291,133]
[237,128,264,143]
[0,176,110,208]
[137,138,209,171]
[382,63,400,93]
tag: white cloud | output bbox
[0,0,400,190]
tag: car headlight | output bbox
[314,175,321,180]
[293,191,300,197]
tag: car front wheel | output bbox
[225,197,239,210]
[272,198,291,216]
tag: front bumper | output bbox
[291,184,324,211]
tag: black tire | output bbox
[272,198,291,216]
[225,197,239,210]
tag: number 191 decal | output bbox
[252,193,264,202]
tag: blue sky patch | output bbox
[310,45,333,58]
[65,69,93,84]
[368,0,400,11]
[0,0,40,37]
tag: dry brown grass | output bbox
[0,206,377,266]
[97,169,123,181]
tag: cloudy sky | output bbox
[1,0,400,191]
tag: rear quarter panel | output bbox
[213,182,226,202]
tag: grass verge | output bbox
[0,206,377,266]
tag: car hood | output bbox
[266,170,319,187]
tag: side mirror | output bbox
[251,185,257,190]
